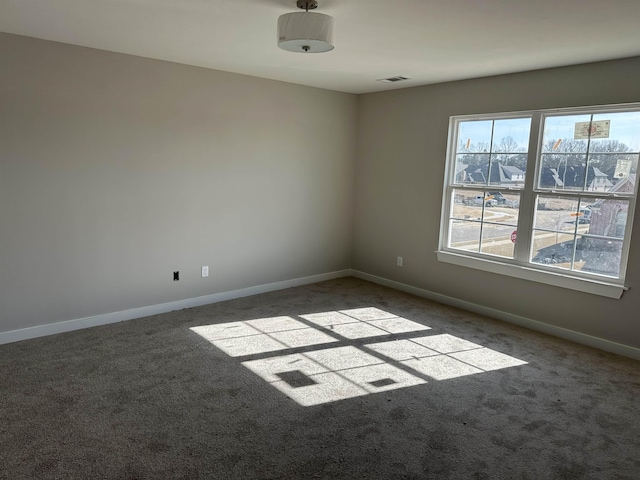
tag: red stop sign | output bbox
[511,230,517,243]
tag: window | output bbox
[438,104,639,299]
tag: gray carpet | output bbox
[1,277,638,479]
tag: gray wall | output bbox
[353,57,640,349]
[0,33,357,332]
[2,31,639,352]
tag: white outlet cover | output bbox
[202,266,209,277]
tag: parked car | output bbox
[474,195,497,207]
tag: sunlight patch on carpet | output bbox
[190,308,527,406]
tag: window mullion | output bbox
[513,114,541,263]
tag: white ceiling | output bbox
[2,0,640,94]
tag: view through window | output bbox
[191,308,527,407]
[441,105,639,291]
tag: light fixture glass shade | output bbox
[277,12,334,53]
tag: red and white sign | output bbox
[510,230,517,244]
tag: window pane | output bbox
[450,189,521,259]
[586,153,638,191]
[481,236,515,258]
[500,191,521,209]
[482,193,520,224]
[534,196,580,234]
[452,189,496,209]
[450,188,487,252]
[492,118,531,153]
[488,155,527,187]
[452,190,484,219]
[575,237,623,278]
[449,219,480,253]
[584,155,615,192]
[590,111,640,153]
[582,198,630,239]
[541,114,590,153]
[480,224,516,258]
[531,232,575,270]
[458,120,492,152]
[480,192,519,259]
[455,154,490,185]
[539,153,587,190]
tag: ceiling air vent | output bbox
[377,76,410,83]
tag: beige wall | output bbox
[353,57,640,349]
[0,33,357,332]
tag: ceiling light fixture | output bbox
[278,0,334,54]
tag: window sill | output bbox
[436,250,627,299]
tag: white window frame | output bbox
[437,103,639,299]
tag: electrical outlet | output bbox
[173,271,179,281]
[397,256,403,267]
[201,266,209,278]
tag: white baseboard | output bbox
[0,269,352,346]
[5,268,638,361]
[351,270,640,361]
